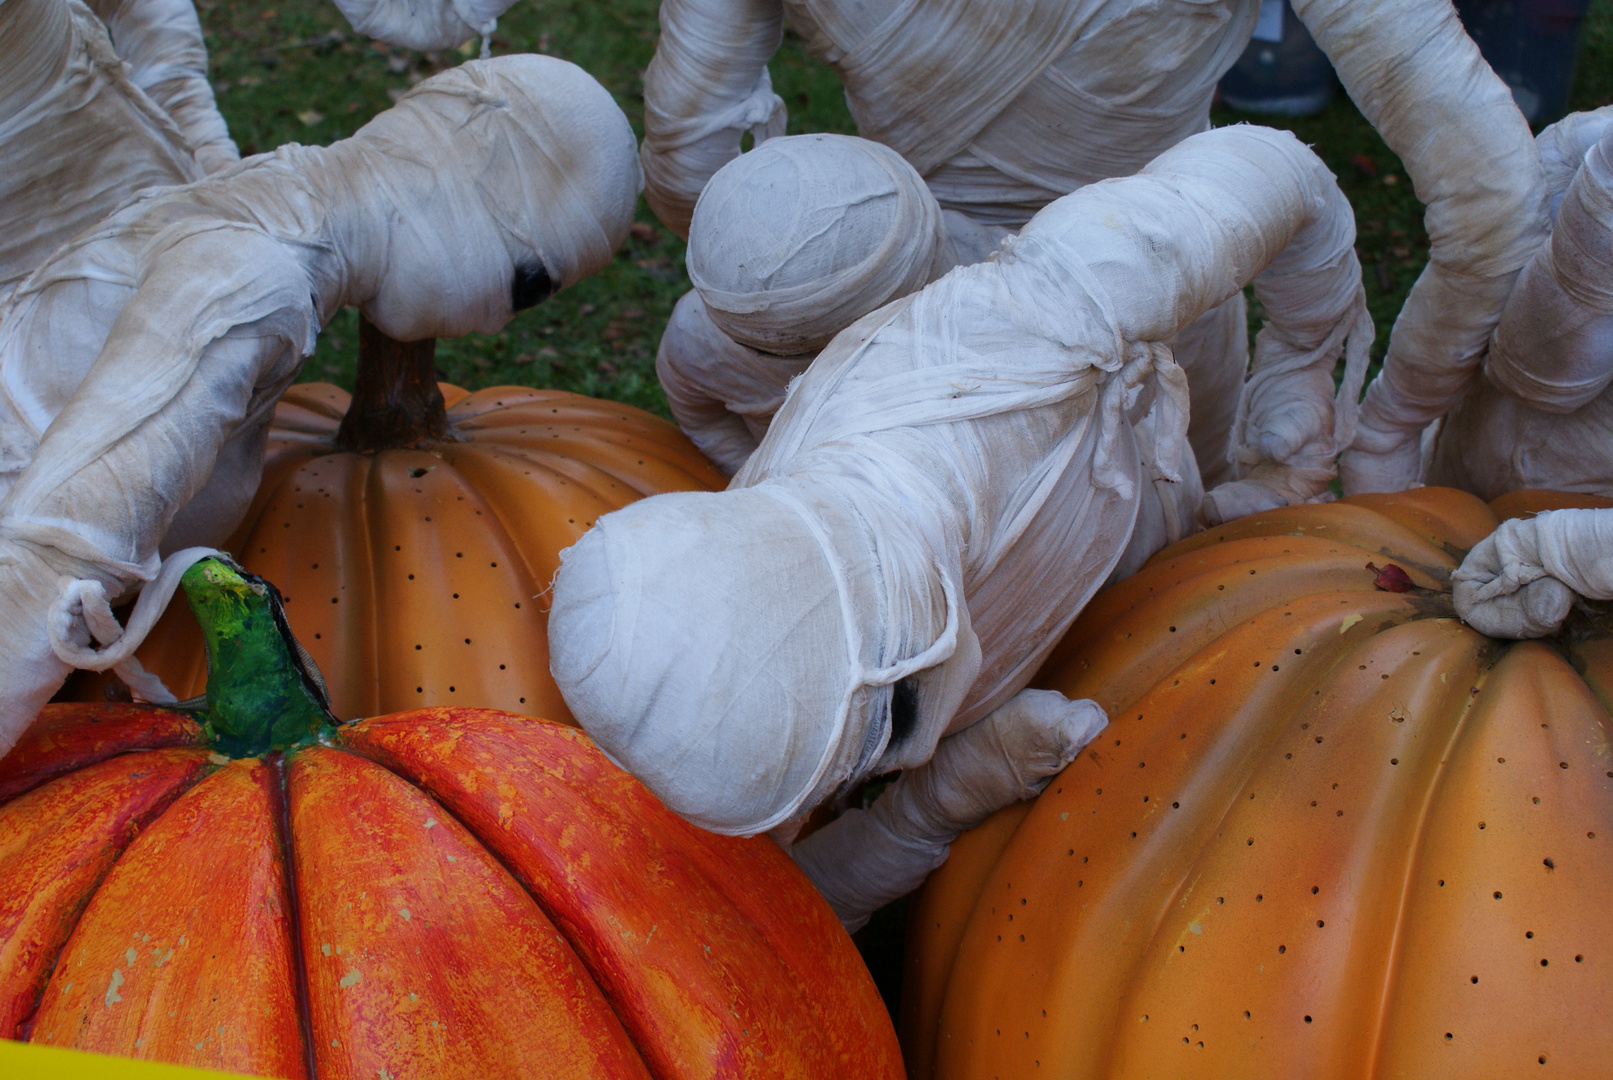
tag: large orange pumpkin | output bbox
[102,323,725,722]
[902,487,1613,1079]
[4,558,899,1079]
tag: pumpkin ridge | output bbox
[0,749,216,1040]
[1146,503,1458,585]
[284,743,655,1079]
[27,759,307,1077]
[932,591,1422,1077]
[335,710,876,1078]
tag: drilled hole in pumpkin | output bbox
[1576,955,1584,962]
[1304,1016,1312,1023]
[1312,886,1320,894]
[1541,959,1549,967]
[1278,945,1286,954]
[408,468,428,478]
[1471,976,1478,984]
[1445,1033,1454,1042]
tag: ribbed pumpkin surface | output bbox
[0,703,901,1079]
[902,487,1613,1079]
[126,383,725,721]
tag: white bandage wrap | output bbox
[1308,0,1551,493]
[641,0,1258,234]
[552,127,1368,840]
[0,0,207,298]
[687,134,947,355]
[1454,509,1613,639]
[1427,110,1613,498]
[791,688,1106,931]
[331,0,516,51]
[88,0,239,173]
[0,56,640,755]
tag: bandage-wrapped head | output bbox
[686,134,945,355]
[346,55,641,339]
[548,485,971,835]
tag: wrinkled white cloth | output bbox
[660,134,1011,473]
[551,126,1368,838]
[687,134,949,355]
[0,55,641,755]
[332,0,515,51]
[1454,509,1613,639]
[791,688,1105,930]
[641,0,1260,238]
[656,291,813,474]
[1426,111,1613,498]
[0,0,207,299]
[1319,0,1552,493]
[88,0,239,174]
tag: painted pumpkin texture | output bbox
[1,559,900,1079]
[903,488,1613,1079]
[120,380,725,721]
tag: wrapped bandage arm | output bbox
[0,229,309,756]
[1291,0,1550,493]
[1021,126,1368,524]
[1454,509,1613,639]
[655,290,808,475]
[1483,118,1613,414]
[87,0,238,173]
[791,690,1106,932]
[640,0,786,237]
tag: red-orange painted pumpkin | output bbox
[4,558,899,1079]
[903,488,1613,1079]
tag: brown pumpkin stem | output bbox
[334,315,449,452]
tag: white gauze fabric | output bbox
[550,126,1366,839]
[661,133,977,473]
[686,134,947,355]
[640,0,1259,236]
[1454,509,1613,639]
[0,0,205,299]
[88,0,239,174]
[1427,111,1613,498]
[792,688,1106,931]
[1305,0,1552,494]
[331,0,516,52]
[0,55,640,755]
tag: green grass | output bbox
[198,0,1613,419]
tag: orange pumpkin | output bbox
[110,322,725,721]
[2,557,900,1079]
[902,487,1613,1079]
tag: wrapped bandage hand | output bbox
[1454,510,1613,639]
[791,689,1105,931]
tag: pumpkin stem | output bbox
[333,314,448,452]
[180,556,337,757]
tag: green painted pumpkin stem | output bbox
[179,556,336,757]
